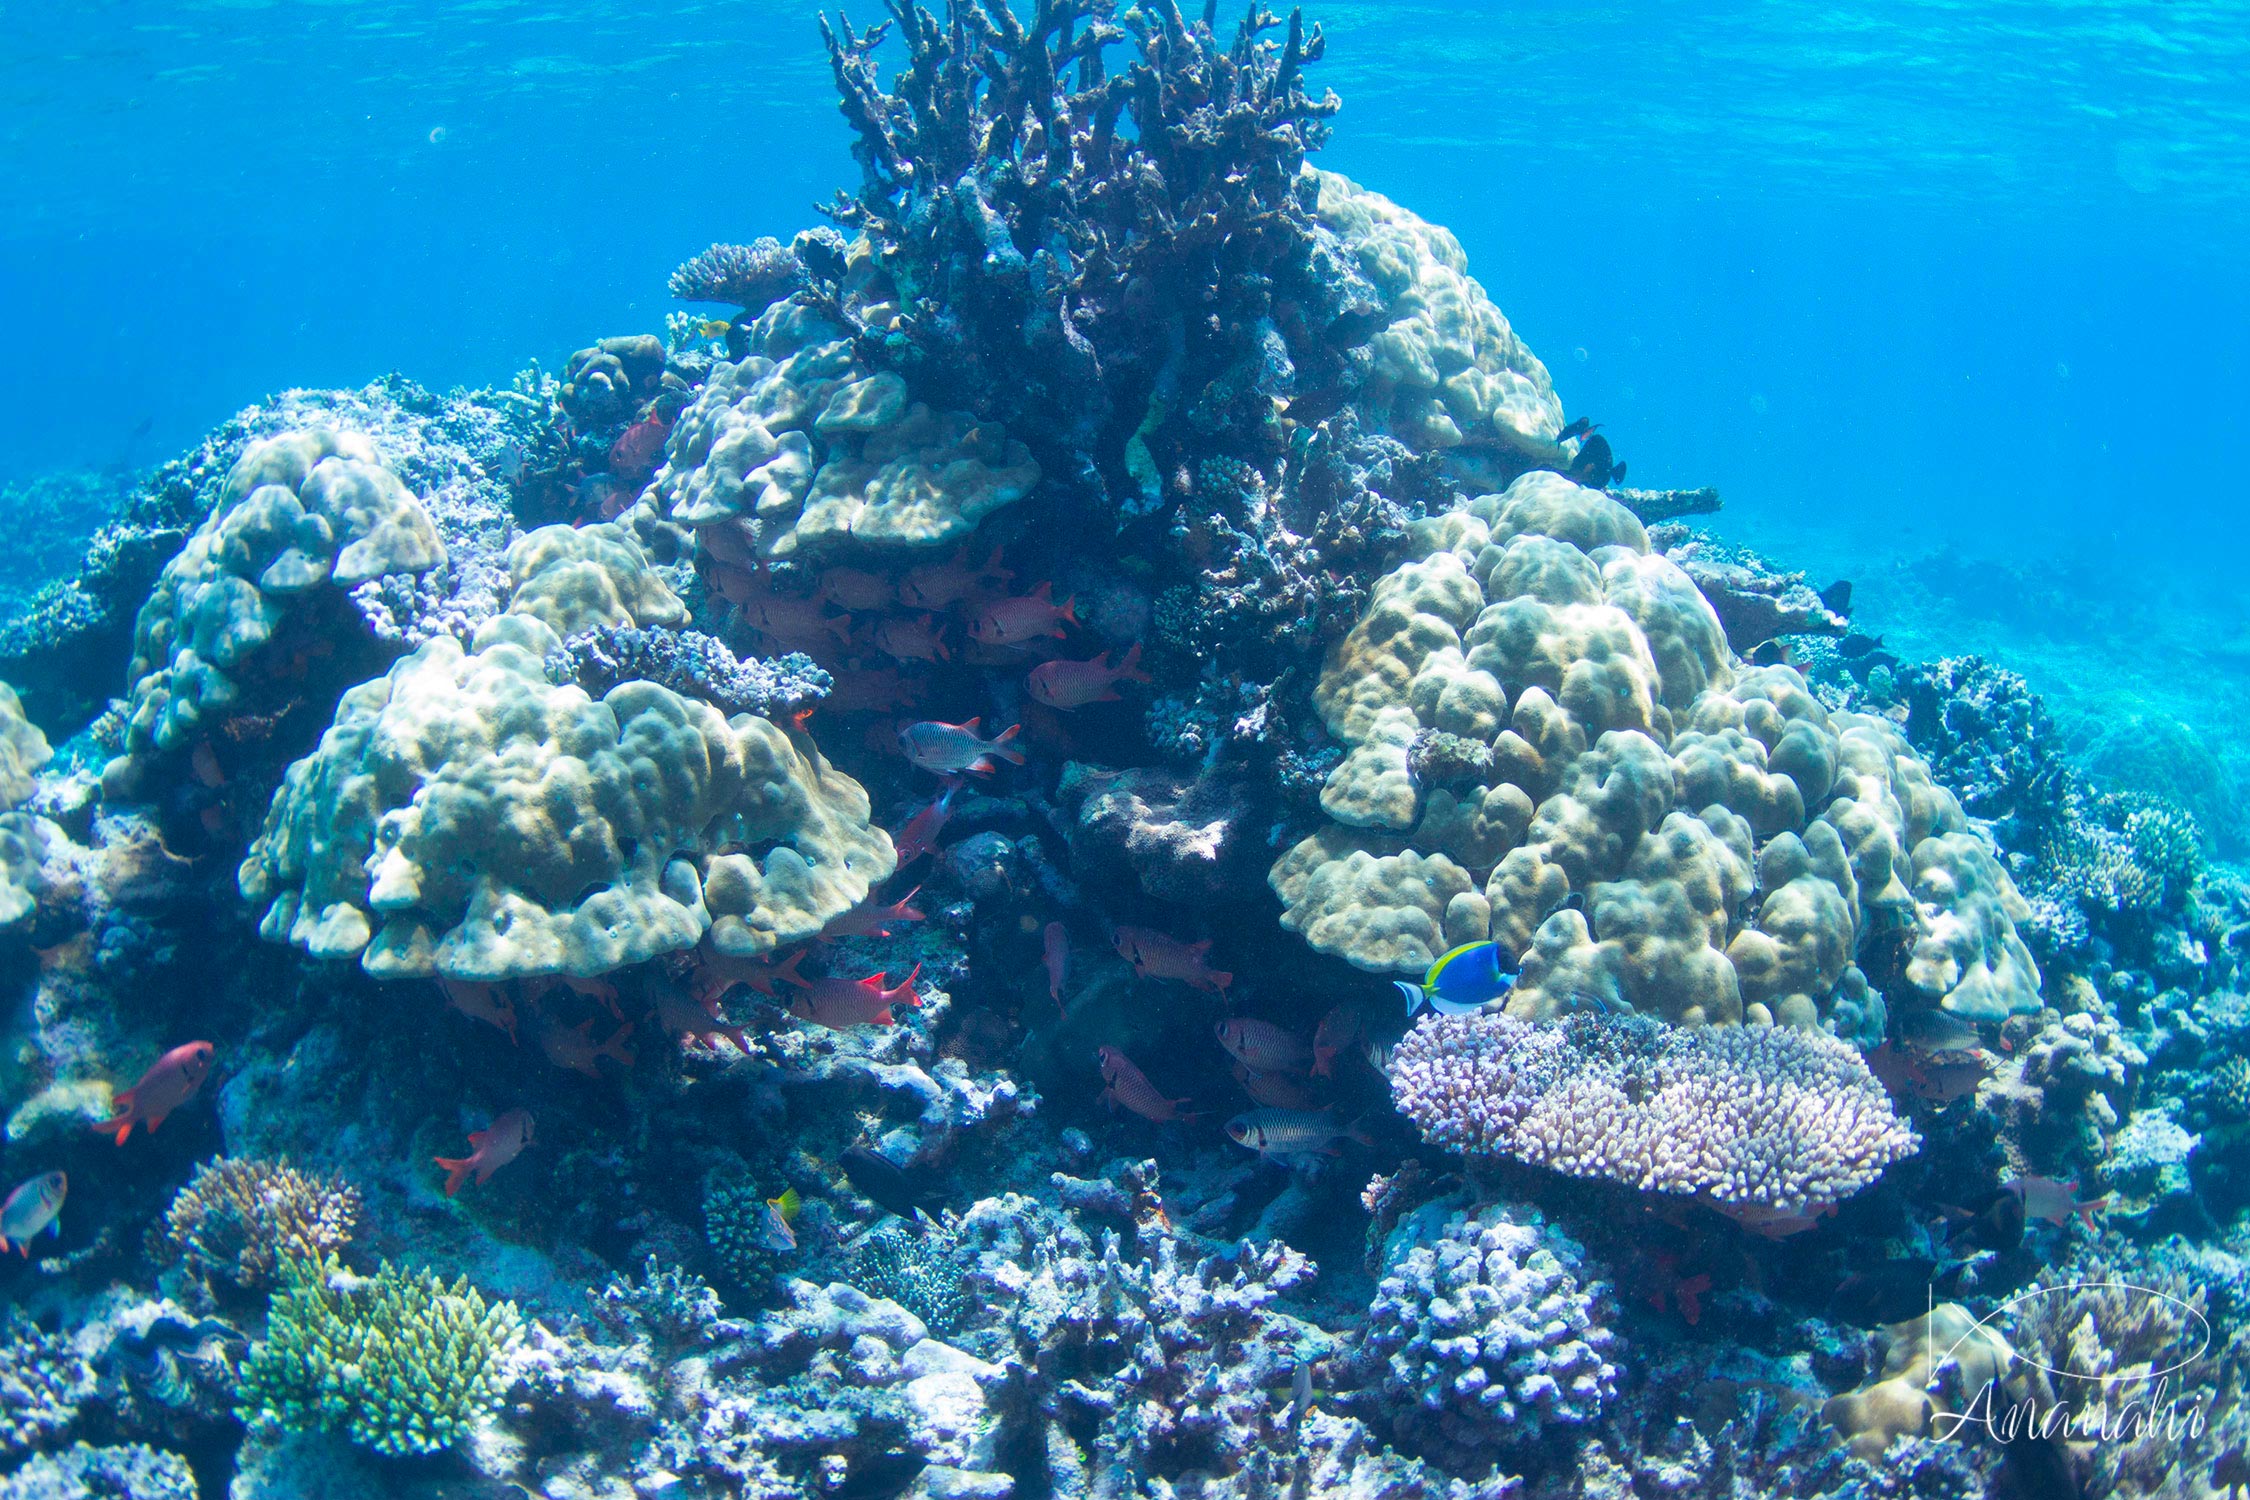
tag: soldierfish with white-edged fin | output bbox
[0,1172,65,1255]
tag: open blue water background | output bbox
[5,1,2245,604]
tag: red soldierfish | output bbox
[1711,1199,1835,1239]
[969,583,1077,646]
[873,614,952,662]
[0,1172,66,1255]
[1113,926,1233,995]
[1043,922,1069,1010]
[824,667,927,715]
[1225,1108,1369,1158]
[1215,1018,1312,1073]
[821,886,926,940]
[94,1042,214,1145]
[1233,1062,1320,1111]
[1026,644,1150,709]
[900,545,1010,611]
[893,783,960,866]
[1311,1005,1362,1079]
[433,1109,535,1197]
[651,980,751,1054]
[538,1018,637,1079]
[438,978,518,1046]
[898,718,1026,776]
[2006,1174,2109,1233]
[818,567,896,611]
[789,965,924,1028]
[741,594,852,648]
[1096,1046,1198,1123]
[691,946,807,1005]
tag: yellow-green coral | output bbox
[1274,473,2041,1033]
[236,1254,521,1457]
[644,299,1038,560]
[163,1157,361,1291]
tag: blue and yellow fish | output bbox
[1395,941,1519,1017]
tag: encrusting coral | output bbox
[235,1253,523,1457]
[1389,1010,1919,1219]
[160,1156,361,1292]
[1274,469,2043,1034]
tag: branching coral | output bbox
[849,1221,971,1335]
[546,625,830,720]
[1389,1010,1918,1215]
[161,1156,361,1291]
[236,1254,522,1457]
[1,1312,93,1460]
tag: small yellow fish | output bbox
[695,318,733,340]
[757,1187,802,1253]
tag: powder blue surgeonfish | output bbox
[1395,941,1520,1017]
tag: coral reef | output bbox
[1,1313,93,1461]
[159,1156,361,1293]
[546,624,831,720]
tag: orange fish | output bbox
[893,783,960,866]
[1096,1045,1199,1123]
[900,545,1010,611]
[691,946,807,1005]
[1215,1017,1311,1073]
[789,965,924,1028]
[438,978,518,1046]
[820,886,926,940]
[873,614,952,663]
[433,1109,535,1197]
[537,1018,636,1079]
[818,567,897,611]
[1112,925,1232,995]
[94,1041,214,1145]
[1025,644,1150,709]
[651,979,751,1054]
[968,582,1077,646]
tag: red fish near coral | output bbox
[1233,1062,1320,1111]
[438,978,518,1046]
[872,614,952,663]
[818,567,897,612]
[538,1018,637,1079]
[1215,1018,1312,1073]
[1095,1046,1199,1123]
[1311,1005,1362,1079]
[900,545,1010,611]
[1026,645,1150,710]
[1113,925,1233,995]
[789,965,924,1028]
[690,946,807,1005]
[821,887,926,940]
[893,783,961,866]
[608,411,672,486]
[898,718,1025,776]
[433,1109,535,1197]
[651,979,751,1054]
[968,583,1077,646]
[2006,1174,2109,1233]
[94,1042,214,1145]
[741,594,853,650]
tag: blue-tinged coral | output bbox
[846,1220,970,1335]
[235,1254,523,1457]
[1,1312,94,1461]
[0,1443,199,1500]
[159,1157,360,1293]
[546,624,830,720]
[669,235,821,314]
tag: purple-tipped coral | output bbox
[545,626,830,721]
[667,237,809,312]
[1389,1011,1918,1216]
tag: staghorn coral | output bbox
[235,1253,522,1457]
[848,1221,971,1336]
[1273,473,2041,1032]
[160,1156,361,1292]
[102,428,446,797]
[1,1312,94,1460]
[545,624,829,721]
[1361,1197,1617,1459]
[239,610,893,981]
[592,1256,741,1357]
[1389,1010,1918,1215]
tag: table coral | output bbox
[1273,472,2043,1033]
[1389,1010,1919,1214]
[238,611,894,981]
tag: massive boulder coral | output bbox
[1272,471,2042,1031]
[239,611,894,981]
[1388,1010,1919,1218]
[641,299,1038,561]
[0,682,51,807]
[102,428,446,795]
[1314,171,1567,479]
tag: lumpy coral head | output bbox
[239,614,894,981]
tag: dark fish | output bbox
[1943,1187,2026,1254]
[1325,304,1406,348]
[1747,640,1797,667]
[1555,417,1598,443]
[1818,579,1853,615]
[1837,633,1885,659]
[1567,433,1617,488]
[1283,384,1350,425]
[1610,459,1626,485]
[841,1146,941,1226]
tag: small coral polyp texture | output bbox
[642,293,1039,562]
[239,516,893,982]
[1272,470,2043,1032]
